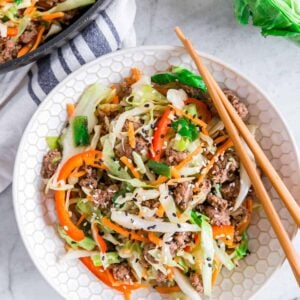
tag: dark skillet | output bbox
[0,0,107,74]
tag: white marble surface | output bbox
[1,0,300,299]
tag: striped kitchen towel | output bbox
[0,0,136,193]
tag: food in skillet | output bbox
[41,67,255,299]
[0,0,94,63]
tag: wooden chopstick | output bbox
[175,26,300,286]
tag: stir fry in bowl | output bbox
[41,67,256,299]
[0,0,94,63]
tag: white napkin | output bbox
[0,0,136,193]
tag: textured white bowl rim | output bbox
[12,45,300,300]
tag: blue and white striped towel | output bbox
[0,0,136,192]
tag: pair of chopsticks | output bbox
[175,27,300,285]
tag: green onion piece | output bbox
[172,118,199,141]
[46,136,60,150]
[91,252,121,267]
[172,66,207,91]
[72,115,89,147]
[184,104,198,117]
[234,232,249,260]
[151,66,206,92]
[147,160,171,178]
[151,72,178,85]
[172,137,190,152]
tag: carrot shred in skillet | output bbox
[31,25,45,51]
[17,44,32,57]
[7,27,17,37]
[42,12,65,21]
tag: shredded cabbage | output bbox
[159,184,180,223]
[110,103,154,147]
[200,218,215,297]
[46,0,95,13]
[173,268,202,300]
[213,241,235,271]
[127,76,168,107]
[132,151,146,174]
[57,226,96,251]
[102,134,130,179]
[61,83,111,163]
[234,125,256,210]
[88,125,101,150]
[108,174,153,188]
[61,249,99,261]
[91,252,120,267]
[111,211,200,232]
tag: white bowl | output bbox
[13,46,300,300]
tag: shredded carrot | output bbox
[102,217,148,242]
[194,139,233,191]
[76,213,86,226]
[149,176,168,185]
[171,167,181,179]
[212,225,234,246]
[120,156,141,179]
[176,211,181,218]
[124,291,131,300]
[111,94,119,104]
[212,259,222,286]
[42,12,64,21]
[156,286,181,294]
[127,122,136,149]
[67,103,75,118]
[132,67,141,82]
[7,27,17,37]
[71,170,86,178]
[202,127,209,135]
[166,267,174,280]
[24,6,36,15]
[131,230,148,242]
[217,139,234,155]
[175,143,203,171]
[148,232,162,247]
[102,217,129,237]
[31,25,45,51]
[156,204,165,218]
[214,135,228,145]
[236,196,253,233]
[171,105,207,128]
[17,44,32,58]
[89,163,108,170]
[194,233,200,248]
[125,67,141,85]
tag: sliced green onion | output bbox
[46,136,60,150]
[72,115,89,146]
[147,160,171,178]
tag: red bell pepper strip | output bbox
[55,150,103,241]
[184,98,212,123]
[150,107,173,161]
[92,223,107,253]
[80,257,144,297]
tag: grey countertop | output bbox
[1,0,299,299]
